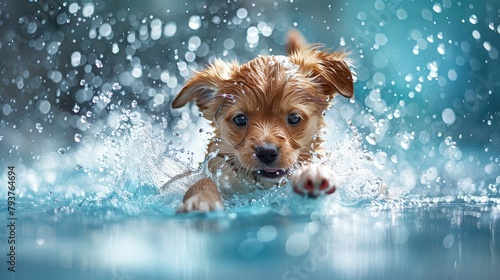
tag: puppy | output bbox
[171,30,354,212]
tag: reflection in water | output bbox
[17,206,500,279]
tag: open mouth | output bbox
[256,168,290,179]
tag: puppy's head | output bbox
[172,31,354,186]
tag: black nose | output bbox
[255,144,279,165]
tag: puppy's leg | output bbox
[291,164,337,198]
[177,178,223,213]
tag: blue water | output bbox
[1,0,499,279]
[8,202,500,280]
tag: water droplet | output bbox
[95,59,103,68]
[391,155,398,163]
[71,51,82,67]
[98,23,112,37]
[366,134,377,145]
[442,108,456,125]
[72,104,80,113]
[188,15,202,30]
[432,3,442,13]
[74,133,82,143]
[27,22,37,34]
[47,41,60,55]
[68,3,79,14]
[487,21,494,31]
[82,3,94,17]
[401,139,410,150]
[112,82,122,90]
[375,33,388,46]
[164,22,177,37]
[444,136,453,145]
[472,30,481,40]
[236,8,248,19]
[58,148,66,155]
[469,14,478,24]
[112,43,120,54]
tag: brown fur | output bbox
[172,31,354,212]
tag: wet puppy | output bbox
[172,30,354,212]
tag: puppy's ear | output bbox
[287,30,354,99]
[312,51,354,99]
[286,29,307,55]
[172,60,236,120]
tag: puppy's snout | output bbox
[255,144,279,165]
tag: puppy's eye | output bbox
[287,113,301,125]
[233,114,248,126]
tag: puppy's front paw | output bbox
[291,164,337,198]
[176,178,223,213]
[177,193,223,213]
